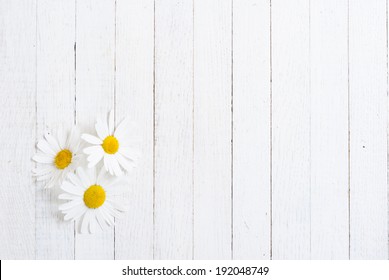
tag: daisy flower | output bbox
[58,166,127,234]
[82,111,139,177]
[32,127,82,189]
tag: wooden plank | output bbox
[154,0,194,259]
[35,0,75,259]
[75,0,115,259]
[232,0,271,259]
[193,0,232,259]
[271,0,310,259]
[349,0,388,259]
[0,0,36,259]
[114,0,154,259]
[310,0,349,259]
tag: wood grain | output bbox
[349,0,388,259]
[193,0,232,260]
[232,0,271,260]
[310,0,349,259]
[154,0,194,259]
[115,0,154,260]
[35,0,76,260]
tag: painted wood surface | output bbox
[0,0,36,260]
[232,0,271,260]
[0,0,388,260]
[193,0,232,260]
[310,0,349,259]
[35,0,75,260]
[154,0,194,259]
[271,0,311,259]
[75,0,116,260]
[349,0,388,259]
[114,0,154,260]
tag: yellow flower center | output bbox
[102,135,119,154]
[54,149,72,169]
[83,185,106,209]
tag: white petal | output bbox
[105,186,127,196]
[61,181,84,195]
[89,212,97,234]
[96,209,108,230]
[82,134,103,145]
[84,145,103,155]
[67,172,84,189]
[86,166,97,184]
[63,205,86,221]
[59,198,83,211]
[87,151,104,168]
[95,120,108,140]
[67,127,81,151]
[104,201,123,218]
[111,156,123,176]
[63,210,77,221]
[115,153,135,173]
[104,176,127,188]
[107,156,116,176]
[57,128,66,150]
[114,117,132,142]
[100,206,114,226]
[32,166,55,176]
[33,154,54,164]
[36,173,53,181]
[76,167,92,187]
[80,210,92,234]
[104,183,127,196]
[107,156,115,176]
[37,140,55,156]
[119,147,140,163]
[104,155,113,175]
[44,132,61,152]
[96,166,110,186]
[71,154,84,167]
[106,200,127,212]
[59,193,79,200]
[45,171,62,189]
[98,117,110,137]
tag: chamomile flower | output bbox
[82,111,139,177]
[32,127,82,189]
[59,166,128,234]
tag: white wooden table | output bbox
[0,0,387,260]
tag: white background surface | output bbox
[0,0,388,260]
